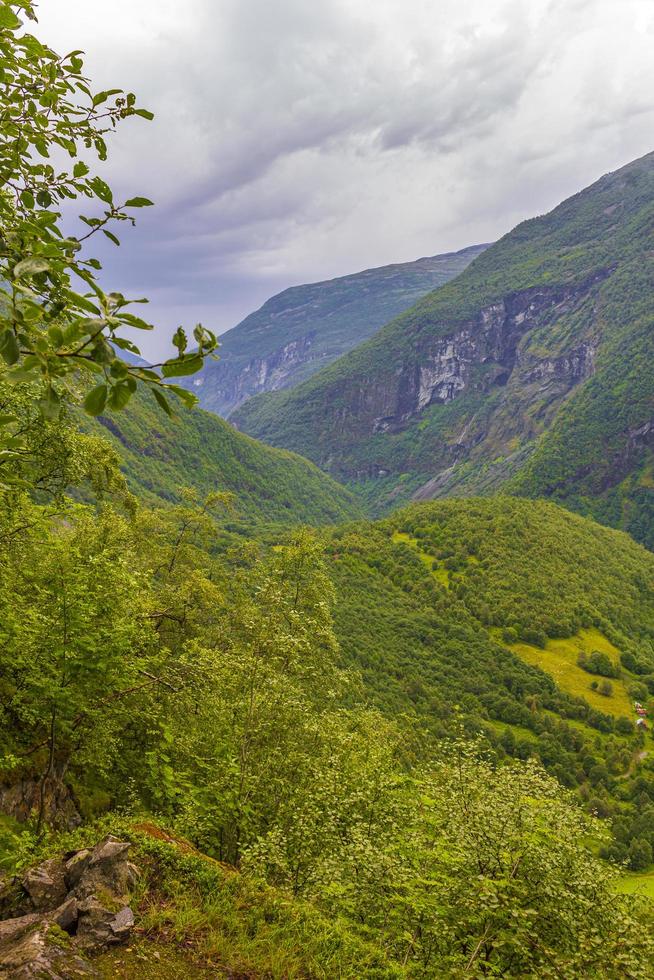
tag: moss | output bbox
[46,924,72,949]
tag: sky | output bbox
[36,0,654,359]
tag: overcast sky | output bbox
[36,0,654,358]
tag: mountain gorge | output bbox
[189,244,487,417]
[4,6,654,972]
[233,152,654,547]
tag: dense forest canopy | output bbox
[0,3,653,977]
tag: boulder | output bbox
[63,850,91,891]
[70,837,134,900]
[0,836,137,976]
[49,896,79,933]
[22,859,67,911]
[0,916,93,978]
[76,896,134,952]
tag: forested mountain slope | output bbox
[84,390,363,524]
[326,496,654,866]
[189,244,487,417]
[3,6,654,976]
[234,151,654,547]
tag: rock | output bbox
[0,837,136,974]
[0,913,41,943]
[0,774,81,831]
[22,859,67,911]
[0,917,93,978]
[64,850,91,891]
[72,837,133,900]
[49,896,78,933]
[76,896,133,952]
[109,906,134,941]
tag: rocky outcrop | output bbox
[195,333,319,417]
[0,774,81,831]
[188,244,489,418]
[371,277,605,437]
[0,836,138,978]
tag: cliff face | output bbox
[365,278,604,436]
[192,333,318,416]
[187,244,487,417]
[233,151,654,548]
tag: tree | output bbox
[628,837,653,872]
[310,743,654,977]
[0,1,216,487]
[0,501,159,830]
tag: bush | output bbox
[628,837,653,872]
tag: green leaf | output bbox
[125,196,154,208]
[0,329,20,365]
[166,384,197,409]
[13,257,50,278]
[152,388,173,416]
[133,108,154,120]
[172,326,187,355]
[20,189,34,209]
[107,383,132,410]
[90,176,113,204]
[47,325,64,347]
[39,385,61,420]
[102,229,120,246]
[0,7,21,29]
[92,88,121,107]
[73,161,89,178]
[83,384,108,416]
[161,355,203,378]
[112,337,141,354]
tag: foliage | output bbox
[322,498,654,864]
[0,0,216,487]
[80,387,363,524]
[313,745,654,978]
[1,8,653,978]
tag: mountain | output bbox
[189,244,488,417]
[325,496,654,863]
[85,389,363,525]
[233,151,654,548]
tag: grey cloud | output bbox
[35,0,654,360]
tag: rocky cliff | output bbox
[188,244,488,417]
[233,151,654,549]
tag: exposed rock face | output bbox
[0,774,81,831]
[195,333,318,417]
[0,836,138,979]
[187,244,489,417]
[369,278,605,438]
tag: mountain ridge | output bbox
[233,150,654,547]
[188,243,488,417]
[81,390,363,526]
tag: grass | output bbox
[616,870,654,900]
[509,628,633,719]
[76,821,403,980]
[392,530,451,586]
[97,941,215,979]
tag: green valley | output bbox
[1,4,654,978]
[233,152,654,550]
[83,389,363,525]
